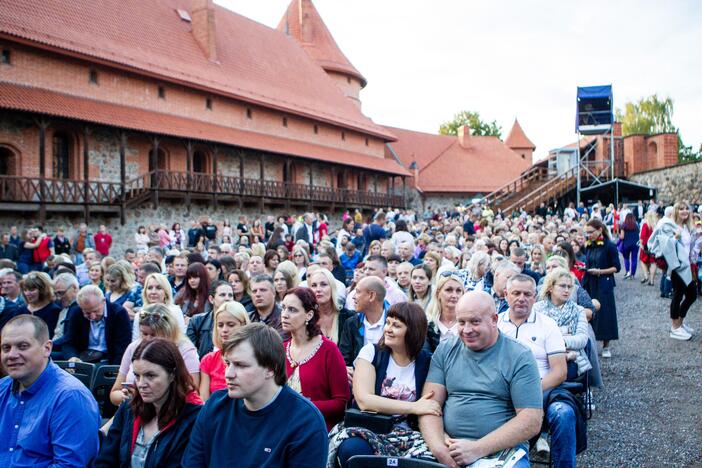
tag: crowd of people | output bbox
[0,198,699,467]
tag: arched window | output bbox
[52,131,72,179]
[193,150,210,173]
[0,146,16,176]
[149,148,168,171]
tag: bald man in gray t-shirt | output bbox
[420,291,542,468]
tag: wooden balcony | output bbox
[0,170,405,220]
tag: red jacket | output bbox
[94,232,112,256]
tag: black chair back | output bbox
[55,360,96,388]
[92,364,120,418]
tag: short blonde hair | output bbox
[540,267,574,300]
[141,273,174,306]
[212,301,250,349]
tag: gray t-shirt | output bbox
[426,332,542,440]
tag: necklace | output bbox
[286,337,324,368]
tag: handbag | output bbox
[344,409,395,434]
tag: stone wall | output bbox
[0,201,357,259]
[629,160,702,204]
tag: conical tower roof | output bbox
[277,0,366,87]
[505,118,536,149]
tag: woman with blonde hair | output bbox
[639,210,659,285]
[366,240,382,258]
[529,245,547,276]
[110,303,200,406]
[250,242,266,258]
[199,301,250,401]
[306,268,352,343]
[87,261,105,291]
[534,267,592,378]
[105,263,140,319]
[425,271,465,352]
[648,201,698,340]
[132,272,186,341]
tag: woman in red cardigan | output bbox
[281,287,350,431]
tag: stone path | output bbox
[576,270,702,466]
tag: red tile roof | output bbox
[277,0,366,87]
[0,82,408,176]
[0,0,391,140]
[385,125,530,193]
[504,119,535,149]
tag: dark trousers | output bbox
[670,270,697,320]
[622,245,639,276]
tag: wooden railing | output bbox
[0,176,122,205]
[483,166,549,209]
[502,166,579,214]
[0,171,404,209]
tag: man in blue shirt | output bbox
[183,323,328,467]
[0,314,100,466]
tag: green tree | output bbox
[439,111,502,138]
[615,94,676,135]
[615,94,699,163]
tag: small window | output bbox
[246,108,252,119]
[313,124,319,134]
[158,85,165,99]
[341,131,346,141]
[347,77,351,84]
[521,154,525,159]
[89,68,98,84]
[365,137,369,146]
[282,117,288,127]
[206,97,212,110]
[1,49,10,65]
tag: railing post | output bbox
[402,176,407,209]
[119,131,126,225]
[238,150,244,209]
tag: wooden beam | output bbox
[83,125,91,223]
[36,119,48,223]
[119,131,126,225]
[259,153,264,212]
[238,150,244,209]
[151,136,160,208]
[186,140,193,212]
[212,145,219,207]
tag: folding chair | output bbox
[54,360,96,389]
[348,456,446,468]
[92,364,120,419]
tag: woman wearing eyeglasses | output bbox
[425,272,465,352]
[198,301,250,401]
[96,338,202,467]
[533,268,592,380]
[110,304,200,406]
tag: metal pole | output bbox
[610,126,615,180]
[576,130,581,207]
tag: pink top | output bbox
[119,339,200,383]
[200,349,226,394]
[284,336,349,431]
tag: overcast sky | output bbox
[219,0,702,161]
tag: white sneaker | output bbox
[601,348,612,358]
[670,327,692,341]
[683,323,695,334]
[535,435,550,457]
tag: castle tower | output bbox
[505,118,536,163]
[278,0,366,109]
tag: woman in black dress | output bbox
[582,219,621,358]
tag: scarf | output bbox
[537,299,581,336]
[585,237,604,247]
